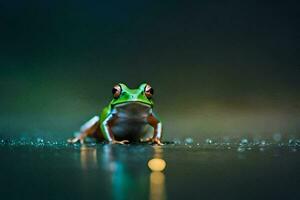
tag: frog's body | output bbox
[110,102,152,141]
[68,83,163,145]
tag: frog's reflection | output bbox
[80,145,98,170]
[79,144,166,200]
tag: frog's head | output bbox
[110,83,154,108]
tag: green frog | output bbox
[68,83,163,145]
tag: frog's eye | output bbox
[145,84,154,99]
[112,84,122,99]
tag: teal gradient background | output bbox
[0,0,299,140]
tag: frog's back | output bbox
[100,105,111,123]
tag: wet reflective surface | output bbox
[0,138,299,200]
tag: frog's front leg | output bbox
[68,116,101,144]
[101,113,129,145]
[144,113,163,145]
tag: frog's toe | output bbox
[111,140,129,145]
[67,137,77,143]
[152,138,164,146]
[140,137,152,143]
[68,137,83,144]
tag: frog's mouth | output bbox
[113,101,152,108]
[114,102,152,118]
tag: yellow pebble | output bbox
[148,158,166,172]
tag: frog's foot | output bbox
[67,136,85,144]
[140,138,164,145]
[111,140,129,145]
[152,138,164,146]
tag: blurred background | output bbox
[0,0,299,141]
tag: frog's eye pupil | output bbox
[112,85,122,99]
[145,84,154,99]
[149,88,154,95]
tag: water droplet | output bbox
[205,138,213,144]
[237,147,245,152]
[288,139,295,146]
[37,138,44,143]
[260,140,266,146]
[240,138,248,145]
[173,138,181,145]
[185,137,194,144]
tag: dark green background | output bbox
[0,0,299,140]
